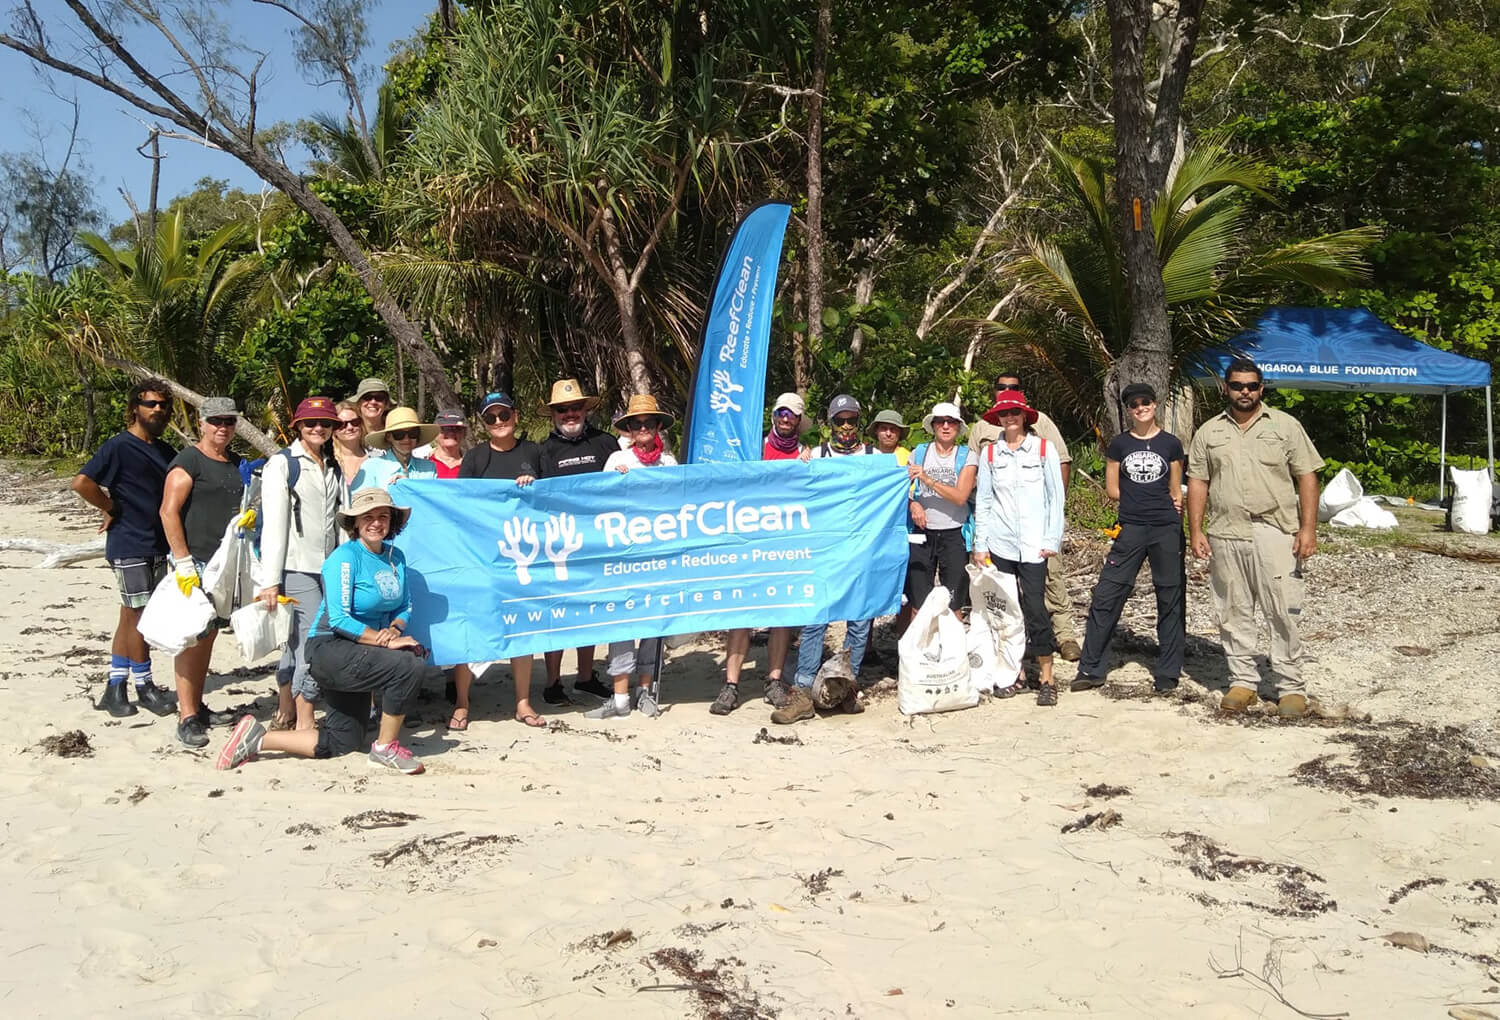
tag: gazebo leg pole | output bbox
[1440,393,1448,502]
[1487,384,1495,482]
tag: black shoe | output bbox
[135,682,177,717]
[195,704,236,727]
[1153,677,1180,694]
[574,672,612,699]
[99,682,138,718]
[1069,673,1106,693]
[542,683,572,705]
[177,714,210,748]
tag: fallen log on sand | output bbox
[0,537,107,568]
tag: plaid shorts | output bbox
[110,556,169,609]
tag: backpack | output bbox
[239,447,341,551]
[818,441,878,456]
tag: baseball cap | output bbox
[827,394,861,420]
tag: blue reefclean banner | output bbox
[392,457,907,663]
[682,201,792,464]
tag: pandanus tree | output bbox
[974,138,1379,442]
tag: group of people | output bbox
[70,357,1323,777]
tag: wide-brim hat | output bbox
[980,391,1039,426]
[366,406,439,448]
[199,396,240,420]
[349,377,391,402]
[921,401,968,438]
[337,486,411,531]
[542,378,600,413]
[290,396,337,427]
[771,392,815,435]
[613,393,676,430]
[867,409,909,436]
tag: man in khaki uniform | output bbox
[970,372,1082,660]
[1187,358,1323,718]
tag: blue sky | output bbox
[0,1,431,228]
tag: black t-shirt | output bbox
[458,440,542,480]
[168,445,244,562]
[539,427,620,477]
[1107,430,1185,526]
[79,430,177,560]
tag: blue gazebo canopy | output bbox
[1194,307,1491,395]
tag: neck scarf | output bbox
[830,423,861,455]
[631,433,664,466]
[767,427,801,454]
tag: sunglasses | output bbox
[482,409,514,424]
[336,419,361,431]
[994,383,1022,392]
[622,417,659,431]
[387,429,421,441]
[773,409,800,420]
[205,417,237,428]
[1126,398,1154,410]
[994,408,1025,418]
[554,402,588,414]
[360,393,390,403]
[302,418,338,429]
[1226,380,1263,392]
[932,417,960,427]
[137,399,168,409]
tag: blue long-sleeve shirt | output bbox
[974,433,1065,564]
[308,538,411,640]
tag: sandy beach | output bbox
[2,462,1498,1019]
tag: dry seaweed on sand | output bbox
[1169,831,1337,917]
[570,928,636,951]
[1294,725,1500,800]
[548,718,630,742]
[800,867,843,895]
[1389,877,1447,904]
[1061,809,1122,833]
[753,727,801,746]
[642,947,777,1020]
[1085,783,1130,799]
[342,809,420,830]
[38,730,92,757]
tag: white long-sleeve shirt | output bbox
[253,441,341,588]
[973,433,1065,564]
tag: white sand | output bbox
[2,477,1498,1018]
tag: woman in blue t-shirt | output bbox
[1071,383,1187,695]
[214,487,442,775]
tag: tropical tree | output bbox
[975,138,1378,441]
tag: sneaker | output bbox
[709,683,739,716]
[1057,639,1082,662]
[1070,673,1106,693]
[100,681,138,718]
[584,699,630,720]
[574,672,612,699]
[176,714,210,748]
[1277,693,1308,719]
[542,683,572,705]
[635,687,661,719]
[195,704,236,728]
[770,685,815,725]
[1036,683,1059,707]
[368,740,425,775]
[216,715,265,770]
[135,682,177,717]
[762,677,790,708]
[1220,687,1257,713]
[1153,677,1179,695]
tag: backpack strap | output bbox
[280,447,304,537]
[819,442,831,458]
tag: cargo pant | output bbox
[1208,521,1305,695]
[1044,548,1079,646]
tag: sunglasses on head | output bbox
[137,399,168,409]
[482,409,513,424]
[205,416,237,428]
[1226,380,1262,392]
[994,383,1022,392]
[336,419,361,430]
[303,418,338,429]
[1126,398,1154,410]
[387,429,420,441]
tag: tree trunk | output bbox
[145,129,160,243]
[100,355,279,457]
[790,264,809,395]
[803,0,832,378]
[600,208,653,395]
[848,257,875,368]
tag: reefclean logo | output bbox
[496,512,584,586]
[594,501,810,548]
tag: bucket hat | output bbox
[366,406,439,448]
[199,396,240,420]
[290,396,337,428]
[980,391,1040,427]
[349,377,391,403]
[920,401,969,438]
[866,409,909,437]
[336,486,411,531]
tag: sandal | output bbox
[1036,683,1058,707]
[993,680,1026,699]
[269,711,295,731]
[514,711,546,728]
[447,710,470,731]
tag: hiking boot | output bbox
[770,685,814,725]
[1069,673,1105,693]
[1036,683,1059,707]
[1057,639,1082,662]
[584,698,631,720]
[136,681,177,717]
[575,671,612,699]
[1153,677,1179,695]
[1220,687,1258,714]
[634,687,661,719]
[709,683,740,716]
[100,682,137,718]
[542,683,571,705]
[368,740,424,775]
[176,714,210,748]
[762,677,790,708]
[216,715,265,770]
[1277,693,1308,719]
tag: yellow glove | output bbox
[277,596,298,605]
[234,507,257,531]
[1101,522,1122,540]
[174,558,202,598]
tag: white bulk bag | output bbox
[228,600,293,661]
[1450,467,1494,535]
[1317,467,1364,522]
[897,586,977,715]
[138,575,217,655]
[965,563,1026,693]
[1329,496,1398,530]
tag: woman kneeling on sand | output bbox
[216,487,442,775]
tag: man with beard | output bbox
[1188,358,1323,718]
[71,378,180,718]
[537,378,621,704]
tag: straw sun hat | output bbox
[365,406,439,448]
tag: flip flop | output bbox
[447,711,470,731]
[515,711,546,728]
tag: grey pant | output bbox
[606,638,661,678]
[276,570,324,701]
